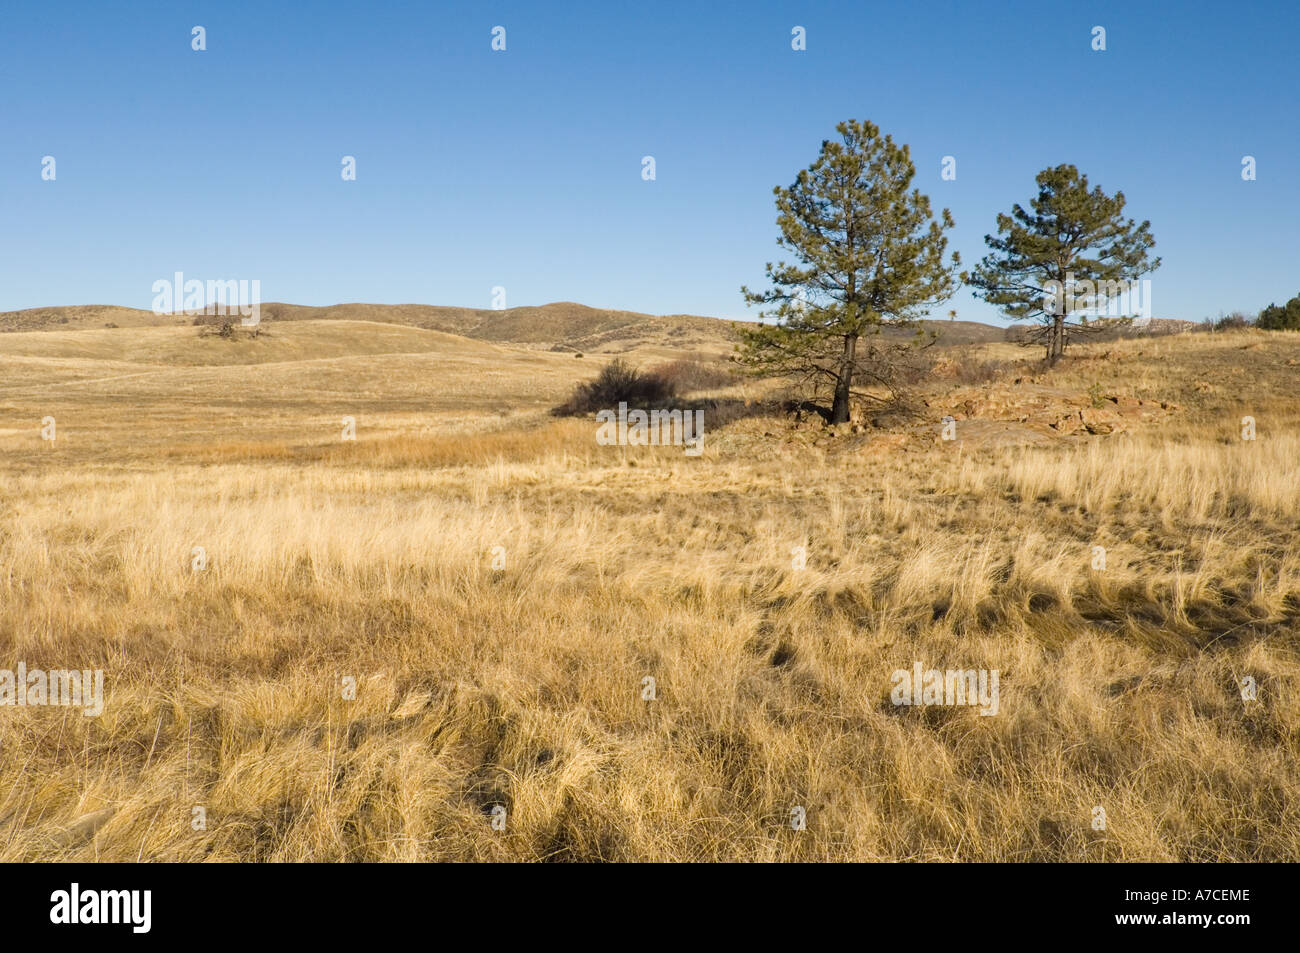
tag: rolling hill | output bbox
[1,301,1029,353]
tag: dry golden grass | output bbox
[0,322,1297,861]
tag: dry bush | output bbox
[551,358,677,416]
[1214,312,1254,332]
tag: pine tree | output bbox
[967,165,1160,365]
[737,120,959,424]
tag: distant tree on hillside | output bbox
[1257,294,1300,330]
[967,165,1160,365]
[737,119,960,424]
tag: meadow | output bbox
[1,318,1297,860]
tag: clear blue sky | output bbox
[2,0,1296,324]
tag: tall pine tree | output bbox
[738,120,959,424]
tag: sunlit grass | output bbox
[1,325,1298,860]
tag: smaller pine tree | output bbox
[967,165,1160,365]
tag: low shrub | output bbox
[1214,311,1254,332]
[551,358,677,416]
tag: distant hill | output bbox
[0,301,735,353]
[0,319,506,367]
[250,302,736,354]
[903,319,1008,346]
[0,301,1011,353]
[0,304,180,332]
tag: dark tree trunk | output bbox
[1046,262,1068,365]
[830,334,858,424]
[1045,317,1065,365]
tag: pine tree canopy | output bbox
[737,119,960,424]
[966,164,1160,364]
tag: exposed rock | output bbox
[1081,407,1124,435]
[1047,412,1084,434]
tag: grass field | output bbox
[1,319,1298,860]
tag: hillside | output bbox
[0,304,181,332]
[0,301,737,354]
[2,301,1027,354]
[0,319,510,367]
